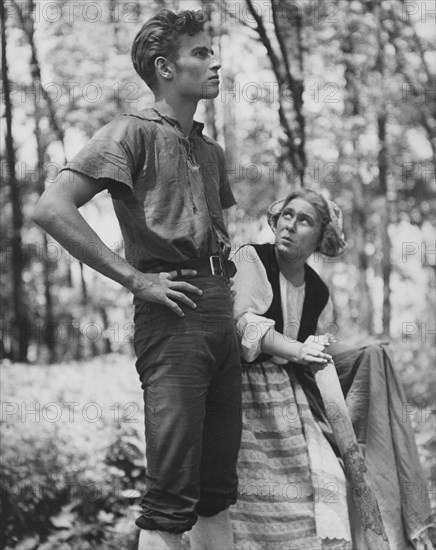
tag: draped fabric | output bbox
[340,343,433,548]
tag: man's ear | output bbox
[155,56,173,80]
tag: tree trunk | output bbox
[377,112,392,337]
[13,0,75,305]
[339,5,374,334]
[222,74,237,175]
[21,5,57,362]
[109,0,123,111]
[244,0,306,184]
[386,1,436,158]
[99,306,112,354]
[79,262,88,304]
[15,0,60,361]
[352,195,375,335]
[202,0,219,141]
[1,0,28,361]
[375,4,392,338]
[270,0,306,181]
[204,94,218,142]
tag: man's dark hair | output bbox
[131,9,207,91]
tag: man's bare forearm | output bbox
[33,197,139,292]
[33,175,202,316]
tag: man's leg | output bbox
[134,277,241,549]
[190,508,233,550]
[133,297,214,547]
[138,530,182,550]
[191,302,242,550]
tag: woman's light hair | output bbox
[267,188,347,257]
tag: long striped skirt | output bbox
[231,360,352,550]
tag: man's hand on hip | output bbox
[128,270,203,318]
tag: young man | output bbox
[33,10,242,550]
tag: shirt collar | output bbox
[133,108,205,138]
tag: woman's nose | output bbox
[287,218,297,232]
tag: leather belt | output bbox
[180,256,236,278]
[141,256,237,279]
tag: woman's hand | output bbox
[413,531,435,550]
[295,335,332,365]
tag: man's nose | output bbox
[210,56,221,71]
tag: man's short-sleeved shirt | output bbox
[60,108,236,270]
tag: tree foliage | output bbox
[1,0,434,362]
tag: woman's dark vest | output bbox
[247,243,331,425]
[249,242,330,364]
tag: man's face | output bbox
[169,31,221,100]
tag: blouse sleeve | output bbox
[316,297,335,336]
[232,245,275,362]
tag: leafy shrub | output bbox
[1,357,145,549]
[1,421,145,549]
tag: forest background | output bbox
[1,0,435,548]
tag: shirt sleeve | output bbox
[232,245,275,362]
[59,116,150,200]
[216,143,236,209]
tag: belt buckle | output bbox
[209,255,224,276]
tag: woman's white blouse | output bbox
[232,245,332,363]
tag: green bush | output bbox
[1,422,144,549]
[1,356,146,549]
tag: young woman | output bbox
[230,189,433,550]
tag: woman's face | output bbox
[274,198,323,261]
